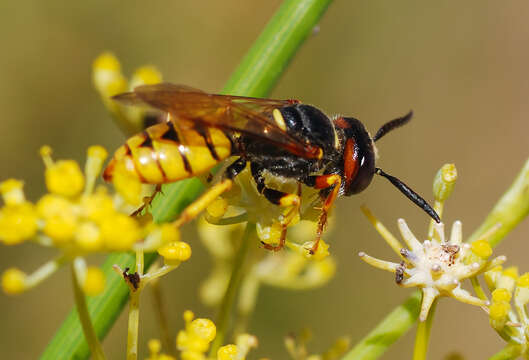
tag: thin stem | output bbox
[488,343,524,360]
[208,222,255,357]
[71,262,106,360]
[25,255,66,289]
[126,249,144,360]
[412,298,437,360]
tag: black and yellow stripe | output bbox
[104,120,232,184]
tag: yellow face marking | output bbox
[272,108,287,132]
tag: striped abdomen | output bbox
[103,121,232,184]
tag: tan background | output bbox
[1,1,528,359]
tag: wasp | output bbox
[103,83,439,253]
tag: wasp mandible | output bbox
[103,83,440,253]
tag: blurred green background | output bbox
[1,1,528,359]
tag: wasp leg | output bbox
[131,184,163,217]
[305,174,342,254]
[250,163,301,252]
[173,158,247,227]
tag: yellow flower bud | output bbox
[100,213,141,250]
[37,194,73,218]
[158,242,192,264]
[93,52,121,71]
[470,239,492,259]
[45,160,85,197]
[84,146,108,194]
[131,66,162,87]
[432,164,457,201]
[256,221,282,246]
[310,238,330,261]
[82,267,105,295]
[189,318,216,342]
[148,338,162,354]
[217,344,238,360]
[0,203,38,245]
[2,268,27,294]
[492,288,512,303]
[0,179,25,205]
[43,214,78,244]
[206,198,229,219]
[503,266,519,279]
[80,192,115,223]
[489,301,510,321]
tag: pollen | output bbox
[82,266,106,295]
[189,318,216,343]
[471,239,493,259]
[1,268,27,294]
[492,288,512,302]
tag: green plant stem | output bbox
[412,298,437,360]
[343,157,529,360]
[126,249,144,360]
[208,223,255,357]
[467,158,529,247]
[343,291,421,360]
[71,262,106,360]
[488,343,524,360]
[42,1,333,358]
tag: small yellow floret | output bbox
[189,318,216,342]
[158,242,192,264]
[503,266,519,279]
[75,222,103,251]
[45,160,85,197]
[206,198,229,218]
[93,52,121,71]
[256,222,283,246]
[131,66,162,86]
[148,339,162,354]
[0,179,25,205]
[44,214,78,244]
[0,203,38,244]
[492,288,512,302]
[87,145,108,160]
[217,344,238,360]
[184,310,195,323]
[517,273,529,288]
[100,213,141,250]
[80,192,115,223]
[83,267,106,295]
[471,239,492,259]
[2,268,27,294]
[37,194,73,218]
[489,301,510,321]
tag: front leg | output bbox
[305,174,342,254]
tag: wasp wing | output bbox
[113,83,321,159]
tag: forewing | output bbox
[112,83,321,158]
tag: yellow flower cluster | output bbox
[0,145,190,295]
[485,265,529,351]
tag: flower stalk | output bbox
[71,261,106,360]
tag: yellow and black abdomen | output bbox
[103,120,232,184]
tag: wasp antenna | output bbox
[375,168,440,223]
[373,110,413,142]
